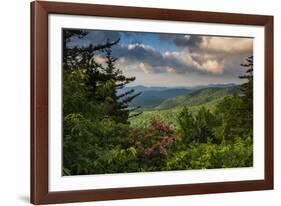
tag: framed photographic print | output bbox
[30,1,274,204]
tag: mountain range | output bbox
[119,84,240,110]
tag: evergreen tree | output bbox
[178,107,196,144]
[63,29,88,69]
[97,44,142,123]
[63,29,88,51]
[63,30,142,174]
[214,95,245,142]
[239,56,253,135]
[178,106,218,144]
[63,30,141,123]
[194,107,217,143]
[239,56,253,104]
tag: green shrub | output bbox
[165,137,253,170]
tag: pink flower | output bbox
[162,136,169,144]
[144,148,154,156]
[159,145,167,156]
[134,141,141,146]
[151,120,172,133]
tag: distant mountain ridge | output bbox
[129,88,194,109]
[156,86,241,110]
[118,84,240,110]
[119,83,237,93]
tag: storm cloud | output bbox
[174,35,203,49]
[112,43,202,74]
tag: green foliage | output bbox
[165,137,253,170]
[129,98,220,129]
[214,95,246,142]
[63,68,91,116]
[178,106,220,144]
[239,56,253,134]
[90,147,138,174]
[62,33,142,175]
[63,113,136,175]
[193,106,219,143]
[178,107,196,144]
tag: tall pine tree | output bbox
[239,56,253,135]
[96,43,142,123]
[63,30,141,124]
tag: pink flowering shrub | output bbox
[123,120,179,159]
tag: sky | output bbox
[66,29,253,87]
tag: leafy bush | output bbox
[63,113,135,175]
[178,106,219,144]
[120,120,179,171]
[165,137,253,170]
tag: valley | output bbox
[127,84,241,128]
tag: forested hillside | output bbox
[156,86,240,110]
[128,85,240,128]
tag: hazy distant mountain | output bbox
[119,83,237,93]
[185,83,238,90]
[118,84,240,109]
[118,85,171,94]
[156,86,241,110]
[129,88,194,109]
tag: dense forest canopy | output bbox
[63,29,253,175]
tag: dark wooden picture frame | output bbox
[31,1,274,204]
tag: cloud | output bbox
[200,36,253,54]
[138,63,152,74]
[174,35,202,49]
[128,43,155,51]
[113,43,166,69]
[165,66,176,73]
[173,35,252,54]
[171,35,253,75]
[113,42,232,75]
[94,56,106,64]
[199,59,225,74]
[116,57,126,64]
[163,51,196,67]
[66,29,253,80]
[163,50,226,74]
